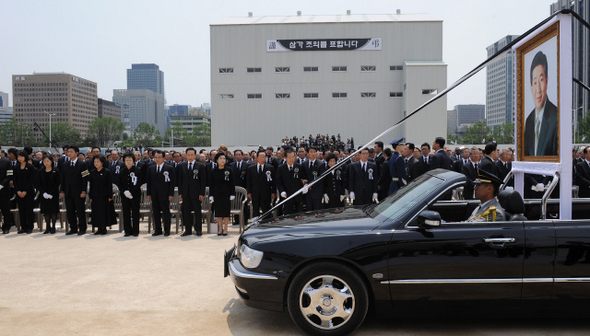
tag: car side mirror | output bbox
[417,210,441,229]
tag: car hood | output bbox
[242,207,381,244]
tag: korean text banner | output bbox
[267,38,382,52]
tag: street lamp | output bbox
[44,111,56,147]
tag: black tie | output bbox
[71,161,74,167]
[158,166,161,174]
[289,166,292,172]
[475,163,478,170]
[259,165,262,174]
[189,162,192,171]
[238,162,241,170]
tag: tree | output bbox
[490,123,514,144]
[191,123,211,146]
[132,122,160,147]
[461,121,491,144]
[87,117,125,148]
[164,122,188,146]
[51,122,81,146]
[575,111,590,143]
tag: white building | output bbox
[210,12,447,147]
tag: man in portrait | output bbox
[524,51,558,156]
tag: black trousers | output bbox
[16,194,34,231]
[121,192,140,235]
[65,194,87,232]
[306,196,322,211]
[181,193,202,234]
[152,196,171,234]
[252,197,271,218]
[0,194,12,231]
[283,198,303,215]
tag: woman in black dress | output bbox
[38,155,60,234]
[88,154,112,235]
[119,153,142,237]
[324,154,346,209]
[209,152,235,236]
[14,150,36,234]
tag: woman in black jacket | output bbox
[324,154,347,209]
[14,150,36,234]
[38,155,60,234]
[119,153,142,237]
[209,152,235,236]
[89,154,112,235]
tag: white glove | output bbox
[504,186,514,191]
[302,185,309,194]
[230,195,235,201]
[0,185,3,190]
[538,183,544,190]
[280,191,287,198]
[209,196,214,203]
[43,192,51,199]
[323,193,329,203]
[124,190,133,199]
[372,193,379,203]
[349,192,355,201]
[340,195,345,202]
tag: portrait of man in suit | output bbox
[522,48,559,158]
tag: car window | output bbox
[370,174,445,221]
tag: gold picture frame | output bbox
[516,22,560,162]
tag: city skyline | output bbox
[1,0,555,110]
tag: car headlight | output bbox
[239,244,264,269]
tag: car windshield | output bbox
[369,174,445,221]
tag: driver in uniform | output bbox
[467,170,506,222]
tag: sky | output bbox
[0,0,558,110]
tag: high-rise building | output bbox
[486,35,519,128]
[12,73,98,137]
[551,0,590,129]
[0,91,8,108]
[98,98,122,121]
[127,64,165,96]
[210,12,447,146]
[113,89,165,134]
[456,104,485,125]
[447,108,458,136]
[167,104,190,128]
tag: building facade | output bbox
[210,13,447,146]
[113,89,165,134]
[12,73,98,137]
[170,108,211,135]
[486,35,519,128]
[447,108,458,136]
[127,64,165,96]
[167,104,190,128]
[456,104,485,125]
[551,0,590,130]
[97,98,122,121]
[0,91,8,108]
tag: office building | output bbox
[486,35,519,128]
[167,104,190,128]
[456,104,485,125]
[12,72,98,137]
[210,12,447,146]
[113,89,165,134]
[127,63,165,96]
[170,108,211,135]
[447,108,458,136]
[98,98,122,121]
[0,91,8,108]
[0,107,12,124]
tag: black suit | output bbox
[247,163,276,217]
[479,156,498,176]
[374,153,385,179]
[452,158,468,174]
[575,160,590,198]
[430,149,452,170]
[378,159,391,201]
[146,163,175,235]
[60,159,90,233]
[277,163,306,214]
[13,163,36,232]
[404,157,418,182]
[230,160,249,188]
[177,161,206,234]
[524,99,558,156]
[461,161,478,200]
[303,159,326,210]
[0,158,13,232]
[524,174,545,199]
[495,160,513,187]
[348,161,378,205]
[119,165,142,235]
[108,160,124,224]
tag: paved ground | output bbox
[1,223,589,336]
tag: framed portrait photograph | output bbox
[516,22,560,162]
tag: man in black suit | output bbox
[430,137,452,170]
[265,146,279,170]
[452,147,470,174]
[230,149,249,189]
[0,157,13,234]
[479,142,499,176]
[524,51,558,157]
[59,145,90,235]
[373,141,385,177]
[378,148,392,201]
[146,150,175,236]
[247,149,276,218]
[575,147,590,198]
[495,149,513,187]
[277,148,306,214]
[57,145,69,169]
[461,147,480,200]
[348,148,378,205]
[303,146,326,211]
[178,148,206,236]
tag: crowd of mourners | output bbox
[0,135,589,236]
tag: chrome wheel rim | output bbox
[299,275,355,330]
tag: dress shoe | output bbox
[77,231,86,236]
[124,234,132,237]
[26,230,32,234]
[43,230,50,234]
[17,229,26,234]
[181,232,192,237]
[196,232,202,236]
[94,231,102,235]
[50,227,56,234]
[217,233,221,236]
[164,232,170,237]
[100,230,107,235]
[65,230,78,235]
[133,233,139,237]
[2,230,8,234]
[152,232,162,236]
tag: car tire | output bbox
[287,262,369,336]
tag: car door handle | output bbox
[483,238,516,244]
